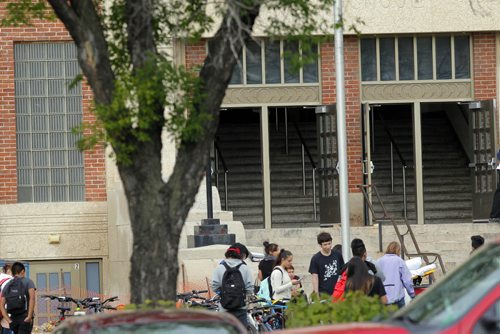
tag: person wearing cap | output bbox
[211,243,253,326]
[471,235,485,253]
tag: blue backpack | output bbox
[257,267,282,300]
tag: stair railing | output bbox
[380,116,409,219]
[214,140,229,210]
[358,184,446,277]
[293,122,317,220]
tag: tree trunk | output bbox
[47,0,261,303]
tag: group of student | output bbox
[210,233,418,327]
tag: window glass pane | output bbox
[455,36,470,79]
[15,43,85,203]
[380,38,395,81]
[265,41,281,84]
[86,262,101,296]
[303,43,319,83]
[361,38,376,81]
[398,37,414,80]
[284,41,300,83]
[246,40,262,84]
[417,37,433,80]
[436,36,451,79]
[229,51,242,85]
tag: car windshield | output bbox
[89,322,240,334]
[393,242,500,327]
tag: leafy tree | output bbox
[2,0,334,303]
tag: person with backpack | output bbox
[0,262,36,334]
[270,249,300,301]
[211,244,253,327]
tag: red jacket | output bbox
[332,270,347,301]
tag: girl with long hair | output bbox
[270,249,300,300]
[345,257,387,304]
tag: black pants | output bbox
[228,308,248,327]
[9,315,32,334]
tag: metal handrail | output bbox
[358,184,446,276]
[214,140,229,210]
[292,122,317,220]
[377,114,408,219]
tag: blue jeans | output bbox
[2,328,14,334]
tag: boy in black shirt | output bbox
[308,232,344,296]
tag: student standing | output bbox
[344,257,387,304]
[0,262,36,334]
[211,244,254,327]
[258,241,279,281]
[270,250,300,301]
[308,232,344,296]
[377,241,415,309]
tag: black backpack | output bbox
[4,277,28,315]
[220,261,246,310]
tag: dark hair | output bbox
[351,238,367,258]
[225,243,249,260]
[471,235,485,250]
[11,262,25,276]
[333,244,342,253]
[275,249,293,267]
[317,232,332,244]
[345,257,374,295]
[263,241,279,255]
[2,263,11,274]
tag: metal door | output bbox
[363,104,374,225]
[316,105,340,225]
[469,100,497,221]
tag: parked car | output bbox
[283,239,500,334]
[52,308,246,334]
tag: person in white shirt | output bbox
[270,249,300,301]
[0,264,13,334]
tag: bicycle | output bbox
[40,295,86,326]
[247,297,288,332]
[81,296,118,313]
[176,290,219,310]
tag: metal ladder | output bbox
[358,184,446,277]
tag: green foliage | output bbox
[1,0,54,27]
[286,292,397,329]
[125,299,176,310]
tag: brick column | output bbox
[320,36,362,193]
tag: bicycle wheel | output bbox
[246,324,258,334]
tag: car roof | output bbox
[55,308,246,333]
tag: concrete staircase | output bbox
[370,111,472,224]
[216,121,319,229]
[245,223,500,296]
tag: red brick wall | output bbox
[185,41,206,71]
[473,33,496,100]
[320,37,362,192]
[0,6,106,203]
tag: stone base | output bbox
[187,234,236,248]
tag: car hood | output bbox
[281,322,412,334]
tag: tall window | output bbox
[230,39,319,85]
[361,35,471,82]
[15,43,85,203]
